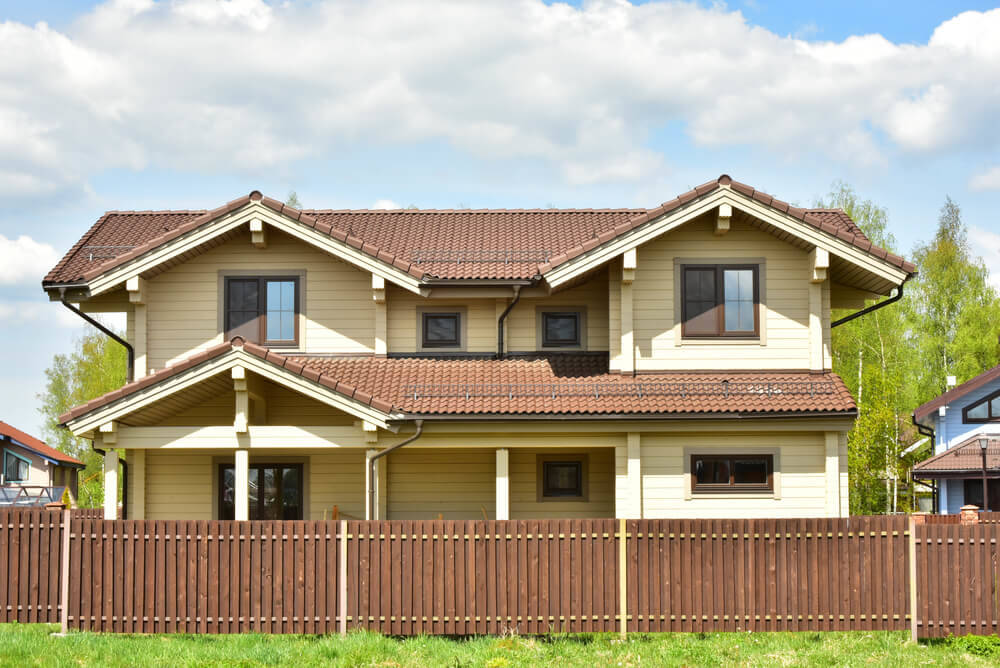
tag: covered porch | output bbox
[912,434,1000,514]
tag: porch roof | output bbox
[912,434,1000,478]
[60,340,857,426]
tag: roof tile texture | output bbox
[913,435,1000,473]
[59,344,856,424]
[0,421,83,466]
[44,176,914,285]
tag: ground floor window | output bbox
[963,478,1000,511]
[3,449,30,483]
[691,454,773,494]
[219,463,303,520]
[537,454,588,501]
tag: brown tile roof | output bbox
[59,341,857,424]
[912,435,1000,475]
[0,421,84,467]
[43,176,914,285]
[913,364,1000,424]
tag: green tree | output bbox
[907,197,1000,402]
[37,328,127,508]
[818,182,915,513]
[286,190,303,209]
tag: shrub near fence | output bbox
[2,509,999,638]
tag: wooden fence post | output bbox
[60,509,71,635]
[908,514,921,643]
[619,518,627,638]
[339,519,348,636]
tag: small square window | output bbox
[542,312,581,347]
[422,313,461,348]
[542,461,583,497]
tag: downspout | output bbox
[496,286,522,359]
[367,419,424,520]
[831,278,908,329]
[60,292,135,383]
[59,289,132,517]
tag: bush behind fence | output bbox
[1,509,998,638]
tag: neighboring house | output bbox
[41,175,914,521]
[0,421,83,505]
[912,366,1000,513]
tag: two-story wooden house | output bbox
[43,176,914,521]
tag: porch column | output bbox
[615,433,641,518]
[620,250,636,374]
[131,449,145,520]
[234,448,249,521]
[103,448,118,520]
[824,432,840,516]
[365,449,387,520]
[496,448,510,520]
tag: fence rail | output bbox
[2,510,999,638]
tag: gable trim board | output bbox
[61,342,402,436]
[914,364,1000,425]
[540,186,910,292]
[50,196,427,299]
[45,177,913,306]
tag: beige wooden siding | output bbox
[145,229,373,370]
[143,449,215,520]
[310,449,365,519]
[510,448,614,519]
[629,213,818,371]
[386,448,495,520]
[641,432,828,518]
[386,288,496,353]
[506,269,610,352]
[137,448,364,520]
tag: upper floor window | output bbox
[964,390,1000,423]
[422,312,462,348]
[541,311,582,348]
[681,264,759,338]
[3,449,30,483]
[225,277,299,347]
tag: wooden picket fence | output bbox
[2,509,999,638]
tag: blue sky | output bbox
[1,0,999,436]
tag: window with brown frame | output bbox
[541,460,584,498]
[218,463,303,520]
[963,389,1000,423]
[681,265,759,338]
[690,454,773,494]
[541,311,582,348]
[224,276,299,347]
[421,312,462,348]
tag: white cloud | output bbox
[969,226,1000,291]
[969,166,1000,192]
[0,235,59,285]
[371,199,400,210]
[0,301,79,327]
[0,1,999,200]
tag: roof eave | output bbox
[389,409,858,423]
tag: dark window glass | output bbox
[542,461,583,497]
[542,312,581,347]
[4,451,29,482]
[219,464,303,520]
[963,479,1000,512]
[964,390,1000,423]
[691,454,773,493]
[225,277,298,346]
[422,313,461,348]
[681,265,759,337]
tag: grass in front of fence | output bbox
[2,624,997,667]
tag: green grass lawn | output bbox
[1,623,997,667]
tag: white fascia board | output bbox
[66,349,399,436]
[87,202,424,297]
[543,188,909,289]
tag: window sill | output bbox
[688,492,775,500]
[679,338,762,346]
